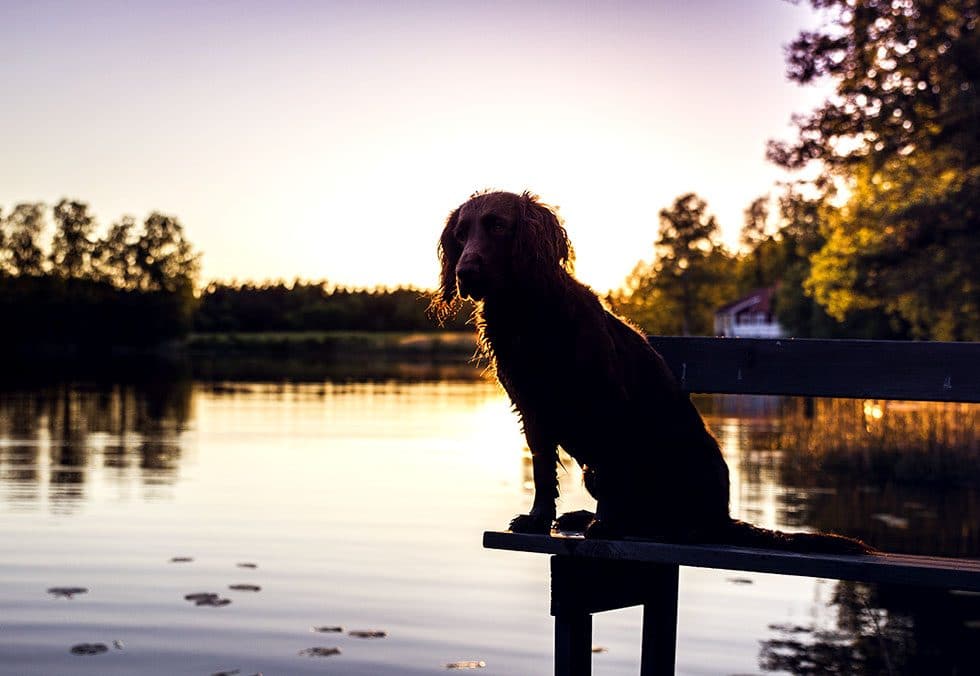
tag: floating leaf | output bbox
[349,630,387,639]
[184,592,219,602]
[197,597,231,607]
[312,626,344,633]
[47,587,88,599]
[229,584,261,592]
[70,643,108,656]
[298,647,341,657]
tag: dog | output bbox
[431,190,873,554]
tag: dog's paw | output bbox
[554,510,596,533]
[584,519,622,540]
[509,513,554,534]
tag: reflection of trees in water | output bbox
[703,395,980,675]
[708,395,980,557]
[760,580,980,675]
[191,352,484,383]
[0,380,191,511]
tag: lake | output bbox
[0,366,977,675]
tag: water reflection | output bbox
[0,368,976,674]
[709,395,980,557]
[697,395,980,675]
[759,580,980,675]
[0,381,191,512]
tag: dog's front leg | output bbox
[508,420,558,534]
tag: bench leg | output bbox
[555,610,592,676]
[640,565,679,676]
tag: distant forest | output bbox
[0,199,468,350]
[194,281,470,333]
[0,200,199,349]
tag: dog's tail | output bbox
[719,519,876,555]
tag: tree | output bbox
[51,199,96,279]
[609,260,683,334]
[611,193,737,335]
[770,0,980,340]
[133,212,200,295]
[92,216,138,289]
[741,195,772,289]
[2,203,46,276]
[0,207,6,274]
[655,193,727,335]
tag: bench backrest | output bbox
[648,337,980,403]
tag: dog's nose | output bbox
[456,264,480,291]
[456,265,480,289]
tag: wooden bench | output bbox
[483,337,980,676]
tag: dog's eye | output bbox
[454,224,469,242]
[486,217,509,234]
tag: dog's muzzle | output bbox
[455,265,484,301]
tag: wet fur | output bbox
[431,190,873,555]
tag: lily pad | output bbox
[312,625,344,633]
[47,587,88,599]
[183,592,230,606]
[170,557,194,563]
[445,660,486,669]
[236,562,258,569]
[184,592,219,602]
[70,643,108,656]
[298,647,341,657]
[197,597,231,607]
[228,584,261,592]
[349,630,387,639]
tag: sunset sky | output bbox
[1,0,831,292]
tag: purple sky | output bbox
[0,0,831,290]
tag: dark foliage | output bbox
[769,0,979,340]
[0,275,192,349]
[0,200,200,350]
[194,281,472,333]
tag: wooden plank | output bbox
[551,556,675,615]
[483,532,980,591]
[646,337,980,402]
[640,566,678,676]
[550,556,679,674]
[554,608,592,676]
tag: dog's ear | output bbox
[429,206,463,323]
[517,191,575,275]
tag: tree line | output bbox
[194,281,471,333]
[0,199,470,347]
[607,187,910,339]
[0,200,200,348]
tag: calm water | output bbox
[0,373,977,675]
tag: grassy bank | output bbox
[186,330,483,382]
[188,330,477,358]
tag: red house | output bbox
[713,287,785,338]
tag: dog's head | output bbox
[432,191,574,318]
